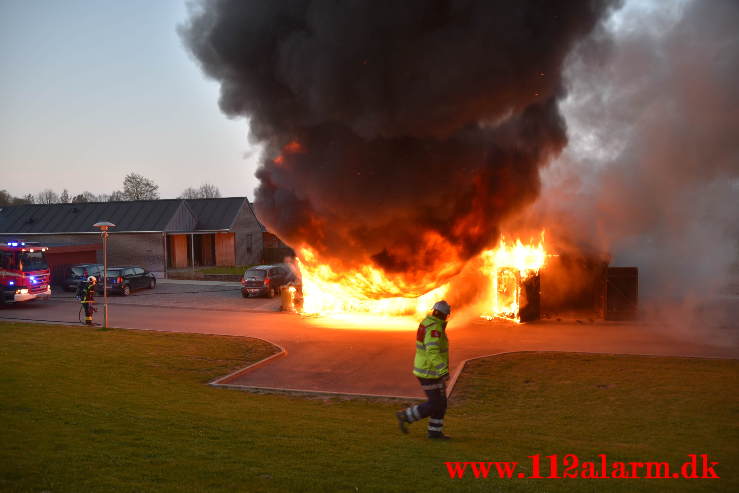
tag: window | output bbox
[18,252,48,272]
[245,269,266,280]
[0,252,14,269]
[134,268,145,275]
[246,233,253,254]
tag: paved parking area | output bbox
[3,282,737,398]
[51,279,281,312]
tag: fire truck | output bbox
[0,241,52,304]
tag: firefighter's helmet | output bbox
[432,300,451,317]
[87,276,97,284]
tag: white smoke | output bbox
[524,0,739,336]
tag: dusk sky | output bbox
[0,0,262,200]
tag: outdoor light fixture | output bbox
[93,221,116,328]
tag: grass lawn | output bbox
[1,322,737,492]
[197,265,254,276]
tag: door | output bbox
[605,267,638,320]
[132,268,146,289]
[122,268,136,289]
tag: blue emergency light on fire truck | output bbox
[0,241,52,304]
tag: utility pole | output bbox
[93,221,116,328]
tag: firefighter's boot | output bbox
[427,431,452,440]
[395,410,409,434]
[427,418,450,439]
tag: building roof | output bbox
[0,197,252,234]
[248,202,268,233]
[185,197,247,230]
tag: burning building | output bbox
[181,0,633,325]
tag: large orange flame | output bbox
[479,234,547,322]
[298,247,448,320]
[294,232,547,328]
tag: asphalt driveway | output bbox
[2,281,737,398]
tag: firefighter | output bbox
[396,300,452,440]
[77,275,97,325]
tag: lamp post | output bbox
[93,221,116,328]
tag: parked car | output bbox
[98,266,156,296]
[63,264,104,291]
[241,265,289,298]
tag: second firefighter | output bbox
[77,275,97,325]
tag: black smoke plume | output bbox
[181,0,616,293]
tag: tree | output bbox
[199,183,221,198]
[109,190,126,201]
[59,189,70,204]
[72,191,100,203]
[180,187,200,199]
[36,189,59,204]
[0,189,12,206]
[0,191,34,205]
[180,183,222,199]
[122,172,159,201]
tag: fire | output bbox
[291,233,547,327]
[480,234,547,322]
[273,140,305,166]
[297,248,448,322]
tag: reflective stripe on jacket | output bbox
[80,283,95,303]
[413,314,449,378]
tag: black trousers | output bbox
[416,377,447,419]
[83,302,94,322]
[404,376,448,433]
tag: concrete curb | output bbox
[209,341,424,401]
[159,279,242,287]
[215,348,738,402]
[210,343,289,385]
[446,351,514,398]
[211,383,424,402]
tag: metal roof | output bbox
[247,202,268,233]
[0,198,251,234]
[185,197,247,230]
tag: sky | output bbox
[0,0,263,200]
[0,0,658,203]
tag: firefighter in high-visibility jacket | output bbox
[396,300,452,440]
[77,276,97,325]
